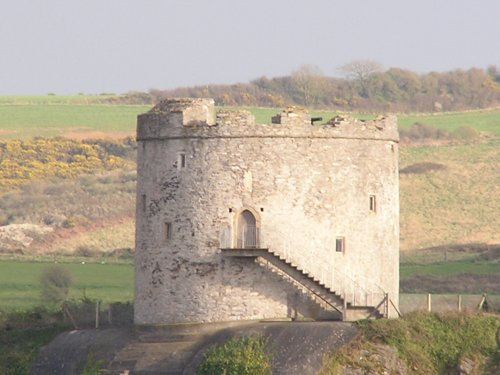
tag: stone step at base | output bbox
[107,340,202,374]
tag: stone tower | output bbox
[135,98,399,324]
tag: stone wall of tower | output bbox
[134,99,399,324]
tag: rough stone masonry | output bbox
[134,98,399,324]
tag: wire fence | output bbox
[62,293,499,329]
[62,301,133,329]
[399,293,500,315]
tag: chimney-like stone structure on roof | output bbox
[271,106,311,126]
[148,98,216,127]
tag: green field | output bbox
[0,260,134,311]
[400,260,500,279]
[0,104,149,139]
[2,95,499,139]
[0,95,123,105]
[398,109,500,135]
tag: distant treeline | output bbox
[119,64,500,112]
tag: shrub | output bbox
[197,335,272,375]
[81,354,104,375]
[0,138,135,190]
[399,123,450,141]
[75,245,100,258]
[453,125,481,140]
[400,162,447,174]
[323,312,500,374]
[40,266,74,305]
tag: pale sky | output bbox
[1,0,499,95]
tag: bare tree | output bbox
[339,59,384,81]
[291,64,325,107]
[338,60,384,98]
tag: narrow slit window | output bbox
[178,153,186,169]
[369,195,377,212]
[141,194,146,212]
[164,222,173,241]
[335,237,345,253]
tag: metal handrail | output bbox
[220,226,261,249]
[237,226,260,249]
[220,226,387,308]
[270,237,387,308]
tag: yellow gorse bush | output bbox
[0,138,135,189]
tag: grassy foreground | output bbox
[320,312,500,374]
[0,323,67,375]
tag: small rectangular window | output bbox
[164,222,172,241]
[335,237,345,253]
[178,153,186,168]
[369,195,377,212]
[141,194,146,212]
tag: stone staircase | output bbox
[222,248,383,321]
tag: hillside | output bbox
[399,139,500,251]
[0,98,499,258]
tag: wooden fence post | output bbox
[457,295,462,312]
[427,293,432,312]
[477,293,488,311]
[95,300,100,329]
[108,303,113,325]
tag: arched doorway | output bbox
[237,210,259,248]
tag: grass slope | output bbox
[399,109,500,135]
[399,139,500,250]
[0,104,149,139]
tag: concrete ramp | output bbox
[32,321,358,375]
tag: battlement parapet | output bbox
[216,110,256,126]
[271,106,311,126]
[137,98,399,142]
[146,98,215,127]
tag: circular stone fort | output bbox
[134,98,399,324]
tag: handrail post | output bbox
[384,293,389,318]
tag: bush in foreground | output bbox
[197,335,271,375]
[321,312,500,374]
[0,307,67,375]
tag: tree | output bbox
[291,64,325,107]
[338,59,384,98]
[40,265,73,304]
[338,59,384,82]
[40,265,78,328]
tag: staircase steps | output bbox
[222,247,384,321]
